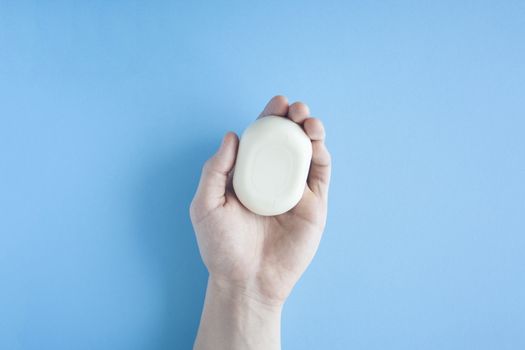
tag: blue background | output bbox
[1,1,524,349]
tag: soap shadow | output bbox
[135,138,217,349]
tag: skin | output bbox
[190,95,332,350]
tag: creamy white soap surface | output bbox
[233,116,312,216]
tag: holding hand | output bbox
[190,95,331,350]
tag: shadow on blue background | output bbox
[134,139,210,349]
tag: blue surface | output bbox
[1,1,524,349]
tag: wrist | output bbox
[209,275,286,309]
[194,276,283,350]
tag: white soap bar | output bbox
[233,116,312,216]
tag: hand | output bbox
[190,96,331,349]
[190,95,331,305]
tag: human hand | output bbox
[190,95,331,306]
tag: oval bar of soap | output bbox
[233,116,312,216]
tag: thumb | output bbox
[192,132,239,213]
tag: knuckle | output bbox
[202,158,214,174]
[324,148,332,164]
[189,199,197,219]
[189,196,205,221]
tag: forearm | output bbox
[194,277,283,350]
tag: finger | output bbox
[288,101,310,124]
[258,95,289,118]
[304,118,331,198]
[194,132,239,211]
[303,117,325,140]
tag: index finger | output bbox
[258,95,289,119]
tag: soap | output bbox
[233,116,312,216]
